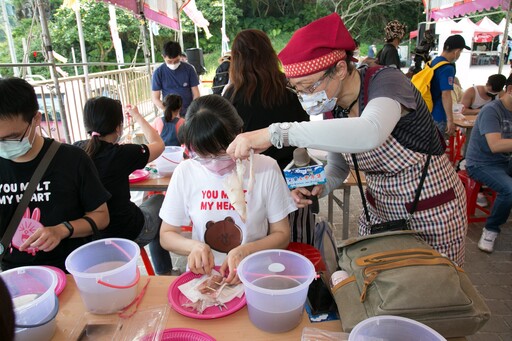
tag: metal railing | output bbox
[24,65,157,143]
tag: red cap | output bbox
[278,13,356,78]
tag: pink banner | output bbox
[431,0,510,20]
[100,0,180,31]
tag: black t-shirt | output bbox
[377,43,401,68]
[0,138,111,271]
[74,141,150,240]
[224,87,310,170]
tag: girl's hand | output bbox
[219,245,249,284]
[188,242,215,275]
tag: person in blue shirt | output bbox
[466,74,512,253]
[430,35,470,137]
[152,94,184,146]
[152,42,200,117]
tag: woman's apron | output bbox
[344,135,467,266]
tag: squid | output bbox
[223,151,254,222]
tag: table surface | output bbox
[454,115,477,128]
[52,275,342,340]
[129,175,171,191]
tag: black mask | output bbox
[486,92,498,100]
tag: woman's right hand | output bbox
[188,242,215,276]
[227,128,272,159]
[291,185,324,208]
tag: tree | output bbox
[50,0,141,71]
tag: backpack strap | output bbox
[175,117,185,136]
[362,65,385,107]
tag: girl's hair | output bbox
[226,29,287,108]
[83,96,123,158]
[180,95,243,156]
[163,94,182,122]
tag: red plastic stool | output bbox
[286,242,327,272]
[446,129,466,166]
[140,246,155,276]
[458,170,497,223]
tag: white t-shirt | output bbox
[159,154,297,264]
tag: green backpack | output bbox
[411,60,450,112]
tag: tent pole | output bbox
[1,0,20,77]
[35,0,71,143]
[74,0,90,97]
[499,3,511,75]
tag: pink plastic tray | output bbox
[167,268,246,319]
[42,265,67,296]
[129,169,150,183]
[142,328,216,341]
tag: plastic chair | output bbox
[458,170,497,223]
[139,246,155,276]
[286,242,327,272]
[446,129,466,166]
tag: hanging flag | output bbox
[182,0,212,39]
[108,5,124,65]
[62,0,79,11]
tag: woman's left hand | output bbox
[220,245,249,284]
[291,185,324,208]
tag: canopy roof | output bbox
[429,0,510,21]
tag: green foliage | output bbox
[50,0,141,72]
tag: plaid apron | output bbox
[344,135,467,266]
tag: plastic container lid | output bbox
[348,315,446,341]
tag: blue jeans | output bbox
[135,194,173,274]
[467,162,512,233]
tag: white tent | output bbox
[477,16,503,35]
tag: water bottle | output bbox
[330,270,349,289]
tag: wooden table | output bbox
[454,115,477,159]
[327,170,366,240]
[129,175,171,192]
[52,275,342,340]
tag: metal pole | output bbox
[75,0,90,97]
[195,24,199,48]
[1,0,20,77]
[149,21,156,64]
[499,5,511,74]
[22,38,33,77]
[35,0,72,144]
[71,47,79,76]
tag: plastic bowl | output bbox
[0,266,58,327]
[15,296,59,341]
[155,146,184,176]
[348,315,446,341]
[237,249,315,333]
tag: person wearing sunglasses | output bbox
[226,13,467,267]
[159,95,296,284]
[0,77,110,272]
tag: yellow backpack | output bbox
[411,60,451,112]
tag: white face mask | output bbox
[0,122,35,160]
[167,62,181,71]
[298,90,338,116]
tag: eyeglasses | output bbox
[0,122,31,143]
[191,153,232,164]
[287,71,330,95]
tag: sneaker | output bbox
[477,192,488,207]
[478,228,498,253]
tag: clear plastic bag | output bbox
[301,327,349,341]
[113,304,170,341]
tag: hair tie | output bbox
[91,132,101,137]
